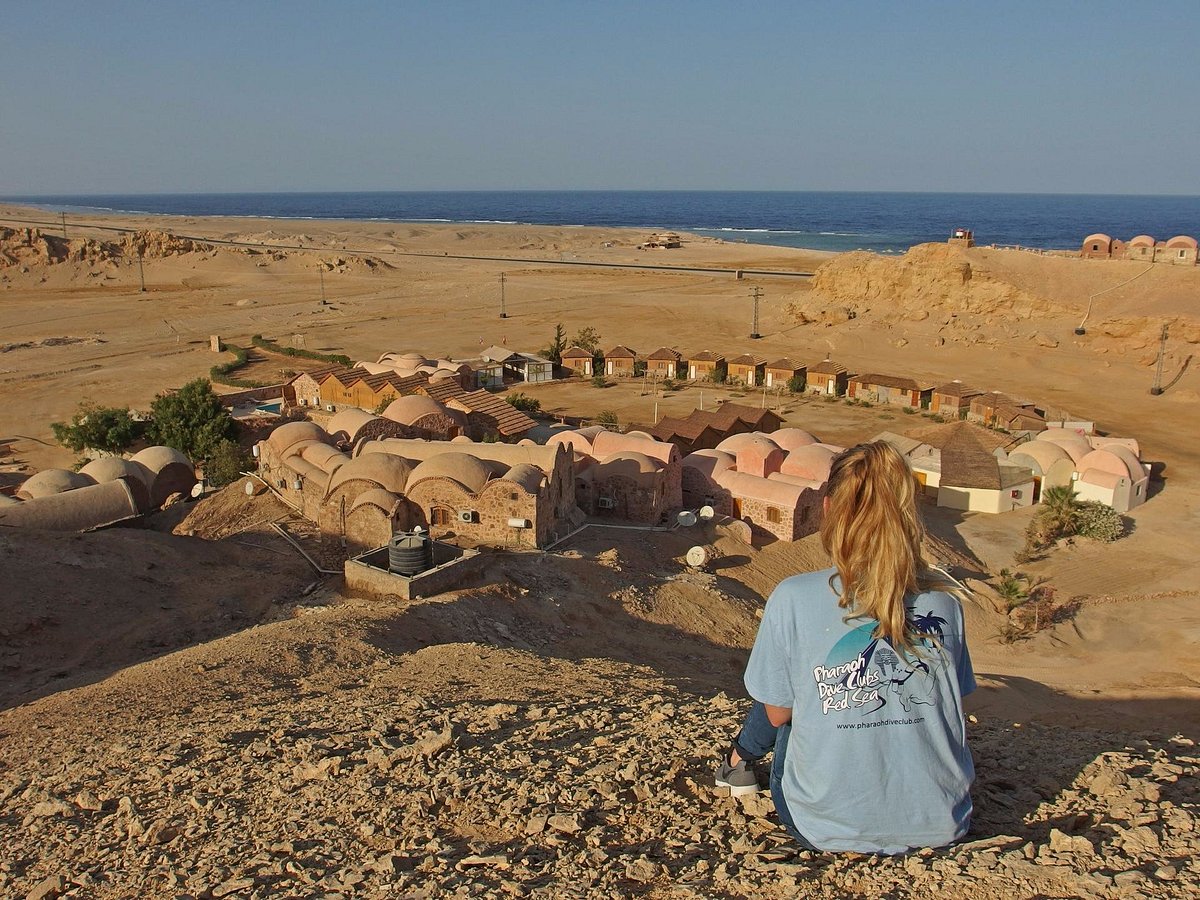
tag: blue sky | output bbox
[1,1,1196,195]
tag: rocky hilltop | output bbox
[0,227,214,269]
[791,243,1200,364]
[1,521,1198,899]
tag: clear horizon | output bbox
[2,1,1198,196]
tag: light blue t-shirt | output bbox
[744,567,976,854]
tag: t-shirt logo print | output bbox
[813,608,949,719]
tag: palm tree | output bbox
[1039,484,1080,540]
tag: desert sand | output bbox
[2,204,1199,897]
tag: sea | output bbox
[4,191,1199,255]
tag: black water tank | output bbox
[388,531,431,576]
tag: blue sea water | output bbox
[4,191,1198,255]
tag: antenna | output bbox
[499,272,507,318]
[749,286,763,339]
[1150,323,1169,395]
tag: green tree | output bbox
[506,392,541,413]
[591,374,608,388]
[541,323,567,364]
[373,393,398,415]
[596,410,618,426]
[571,326,602,354]
[204,439,251,487]
[51,403,142,454]
[147,378,239,462]
[786,375,806,394]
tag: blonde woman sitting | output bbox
[715,441,976,854]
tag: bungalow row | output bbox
[560,347,837,391]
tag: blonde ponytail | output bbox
[820,441,952,652]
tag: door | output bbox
[607,360,614,375]
[690,365,696,379]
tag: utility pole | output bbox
[60,212,67,239]
[750,286,763,339]
[499,272,507,318]
[1150,323,1169,395]
[137,248,146,292]
[319,266,327,304]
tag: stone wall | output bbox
[344,545,482,601]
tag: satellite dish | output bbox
[698,505,715,520]
[677,510,697,527]
[244,480,255,496]
[686,546,709,568]
[190,482,205,498]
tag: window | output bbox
[510,491,519,501]
[1181,250,1188,259]
[430,507,452,526]
[766,507,781,524]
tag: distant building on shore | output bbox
[948,227,975,248]
[1081,233,1197,266]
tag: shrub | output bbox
[251,334,350,367]
[147,378,239,462]
[373,393,398,415]
[633,360,647,377]
[1075,501,1125,542]
[902,406,916,415]
[51,403,142,454]
[204,439,251,487]
[596,410,618,426]
[661,378,676,392]
[786,375,805,394]
[209,343,272,388]
[591,374,608,388]
[506,392,541,413]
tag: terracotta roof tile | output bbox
[688,350,725,363]
[604,345,637,359]
[646,347,682,361]
[809,359,847,375]
[728,354,766,367]
[765,358,805,372]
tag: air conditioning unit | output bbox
[326,404,336,412]
[457,510,475,523]
[597,497,616,509]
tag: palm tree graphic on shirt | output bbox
[831,609,948,716]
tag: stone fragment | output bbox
[548,813,580,834]
[26,874,64,900]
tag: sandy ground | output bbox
[2,205,1199,896]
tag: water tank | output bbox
[388,531,432,576]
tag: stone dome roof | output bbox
[1166,235,1198,249]
[682,449,736,478]
[408,452,498,494]
[78,457,153,511]
[300,442,348,474]
[326,453,413,496]
[1083,233,1112,245]
[382,395,448,426]
[780,445,837,482]
[266,422,331,456]
[79,457,153,488]
[131,445,193,474]
[349,489,401,514]
[715,433,781,454]
[769,428,819,452]
[451,434,474,443]
[1077,447,1143,482]
[1008,441,1072,476]
[18,468,96,500]
[328,408,378,442]
[594,451,664,480]
[1035,429,1093,463]
[501,463,546,493]
[1128,234,1156,247]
